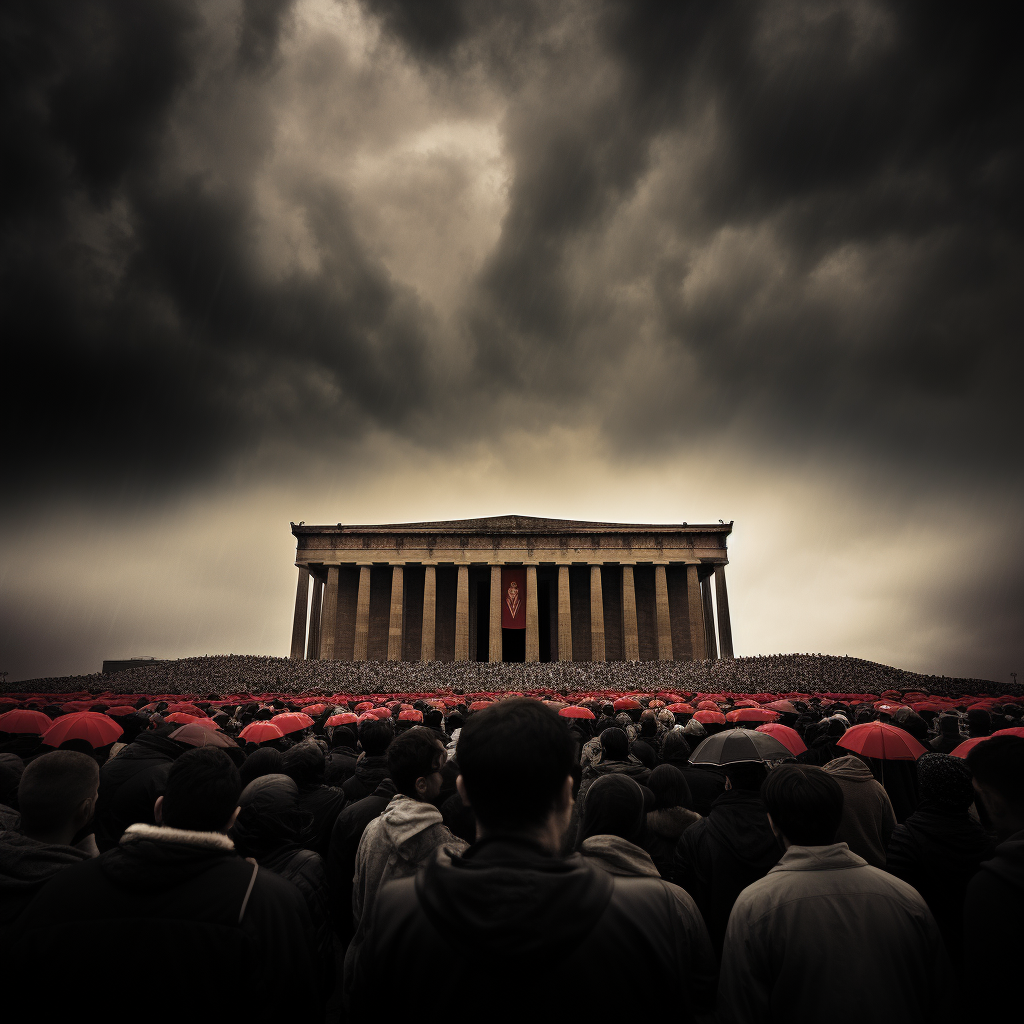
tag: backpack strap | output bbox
[239,861,259,924]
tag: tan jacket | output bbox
[823,755,897,867]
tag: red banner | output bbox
[500,568,527,629]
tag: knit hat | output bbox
[577,774,646,848]
[917,753,975,813]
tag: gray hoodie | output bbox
[0,830,94,925]
[823,755,897,867]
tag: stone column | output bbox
[307,575,323,659]
[387,564,404,661]
[421,565,436,662]
[455,564,470,661]
[320,565,340,660]
[557,564,572,661]
[289,566,310,660]
[590,564,605,662]
[654,562,674,661]
[686,562,707,661]
[621,563,640,661]
[701,576,719,660]
[525,563,540,662]
[715,564,734,658]
[489,565,502,662]
[353,564,371,662]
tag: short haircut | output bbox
[359,717,395,756]
[661,731,691,761]
[330,726,357,749]
[161,747,241,832]
[600,728,628,761]
[762,764,844,846]
[968,736,1024,807]
[725,761,769,791]
[457,698,574,831]
[647,763,692,810]
[388,727,444,798]
[18,751,99,835]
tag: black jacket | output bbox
[324,746,359,787]
[94,732,183,850]
[350,836,717,1021]
[342,754,390,802]
[887,806,995,965]
[671,789,782,955]
[661,755,727,817]
[262,845,332,971]
[327,777,397,942]
[13,824,316,1020]
[296,784,346,858]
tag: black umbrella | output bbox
[689,728,792,765]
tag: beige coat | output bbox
[823,754,897,867]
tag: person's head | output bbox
[599,727,628,762]
[968,736,1024,838]
[456,698,574,849]
[638,713,658,738]
[916,753,975,814]
[661,731,691,762]
[724,761,768,792]
[577,774,646,848]
[156,747,241,833]
[359,717,395,756]
[424,708,444,730]
[230,774,309,858]
[967,709,992,737]
[761,764,843,847]
[631,740,656,771]
[238,746,283,787]
[281,740,325,787]
[647,763,692,811]
[389,727,446,801]
[938,715,961,737]
[18,751,99,845]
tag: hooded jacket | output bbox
[324,744,359,787]
[964,829,1024,1016]
[645,806,702,879]
[718,844,948,1024]
[823,755,897,867]
[887,806,995,965]
[579,834,661,877]
[0,831,93,925]
[342,754,390,802]
[568,758,651,849]
[343,794,468,995]
[660,754,727,816]
[671,789,782,955]
[349,836,717,1022]
[13,822,316,1020]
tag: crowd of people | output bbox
[0,687,1021,1022]
[13,650,1014,700]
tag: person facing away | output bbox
[886,752,995,966]
[344,727,467,996]
[281,740,346,858]
[576,773,662,878]
[349,699,717,1022]
[15,747,316,1020]
[660,730,727,816]
[822,754,897,867]
[0,751,99,927]
[643,763,701,879]
[963,736,1024,1016]
[342,717,394,802]
[717,764,948,1024]
[928,715,964,754]
[324,726,359,787]
[671,760,781,956]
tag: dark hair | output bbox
[631,740,656,770]
[638,714,657,738]
[647,764,692,810]
[18,751,98,835]
[457,699,574,831]
[600,727,628,761]
[330,726,357,749]
[761,764,844,846]
[388,727,444,798]
[424,709,443,729]
[359,717,395,756]
[161,747,241,831]
[661,731,690,761]
[968,736,1024,806]
[577,774,645,847]
[281,740,325,786]
[725,761,769,791]
[239,746,283,788]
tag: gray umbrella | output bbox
[689,728,792,765]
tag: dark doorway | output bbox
[502,628,525,662]
[538,581,551,662]
[475,582,489,662]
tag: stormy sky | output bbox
[2,0,1021,684]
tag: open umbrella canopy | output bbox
[837,722,927,760]
[239,721,285,744]
[271,712,314,734]
[696,700,720,712]
[367,707,392,719]
[43,712,122,748]
[952,727,1024,758]
[666,703,695,713]
[302,704,328,716]
[105,706,139,717]
[726,708,779,723]
[559,706,595,719]
[165,702,203,716]
[0,709,53,734]
[690,728,792,765]
[613,697,641,711]
[692,710,727,725]
[755,723,807,755]
[398,709,423,722]
[326,713,359,727]
[164,712,200,725]
[910,701,949,713]
[763,700,799,714]
[469,701,493,711]
[170,724,238,749]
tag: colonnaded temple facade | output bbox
[288,515,734,664]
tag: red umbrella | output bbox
[910,701,948,713]
[399,709,423,722]
[164,712,200,725]
[368,707,393,719]
[763,700,799,714]
[0,709,53,735]
[726,708,779,723]
[837,722,927,761]
[952,727,1024,758]
[469,701,493,711]
[693,710,727,725]
[732,699,760,709]
[271,712,315,734]
[170,725,237,749]
[755,723,807,755]
[165,703,203,716]
[559,706,596,719]
[696,700,720,712]
[326,713,359,727]
[357,712,379,724]
[106,706,139,717]
[666,703,695,713]
[43,712,123,748]
[354,701,374,713]
[302,704,328,716]
[613,697,641,711]
[647,700,665,709]
[239,721,285,744]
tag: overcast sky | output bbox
[2,0,1021,684]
